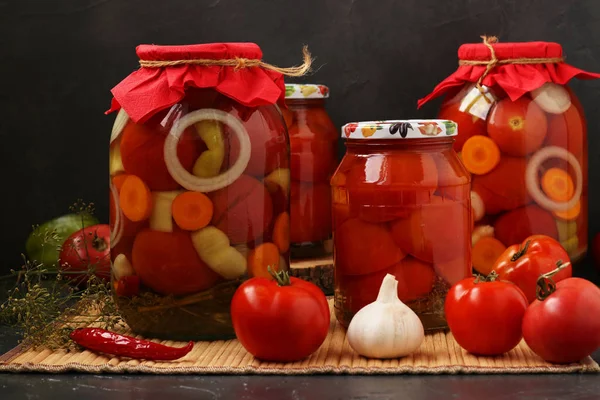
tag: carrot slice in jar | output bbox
[553,199,581,221]
[112,174,130,192]
[119,175,153,222]
[472,237,506,276]
[273,212,290,253]
[248,242,281,278]
[172,191,214,231]
[461,135,501,175]
[541,167,575,203]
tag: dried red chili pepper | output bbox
[70,328,194,360]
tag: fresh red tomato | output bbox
[59,224,111,285]
[493,235,572,303]
[523,277,600,364]
[445,276,529,356]
[592,233,600,271]
[231,270,330,362]
[487,97,548,157]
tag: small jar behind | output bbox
[282,84,338,259]
[332,120,472,330]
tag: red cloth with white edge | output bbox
[418,41,600,108]
[107,43,286,123]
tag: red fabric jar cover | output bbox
[418,40,600,108]
[107,43,287,123]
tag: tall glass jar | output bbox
[419,39,600,273]
[281,84,338,259]
[332,120,472,330]
[108,43,293,340]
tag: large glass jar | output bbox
[332,120,472,330]
[281,84,338,259]
[107,43,293,340]
[419,40,600,273]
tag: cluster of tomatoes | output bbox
[446,235,600,364]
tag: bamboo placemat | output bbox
[0,300,598,374]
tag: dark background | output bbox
[1,0,599,274]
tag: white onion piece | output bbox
[110,183,124,248]
[471,225,494,247]
[110,109,129,144]
[531,83,571,114]
[525,146,582,212]
[470,191,485,221]
[165,109,251,193]
[112,254,135,280]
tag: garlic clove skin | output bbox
[347,274,424,359]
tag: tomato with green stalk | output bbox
[231,267,330,362]
[523,263,600,364]
[492,235,572,303]
[445,273,529,356]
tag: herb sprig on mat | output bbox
[0,201,122,349]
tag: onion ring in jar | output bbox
[110,182,124,248]
[110,109,129,144]
[525,146,582,212]
[165,109,251,193]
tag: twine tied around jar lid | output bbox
[139,45,313,76]
[459,36,565,95]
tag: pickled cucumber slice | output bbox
[264,168,291,194]
[560,236,579,256]
[193,120,225,178]
[149,191,181,233]
[109,139,125,176]
[191,226,247,279]
[556,219,578,243]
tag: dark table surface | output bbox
[1,265,600,399]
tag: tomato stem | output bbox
[510,240,531,262]
[535,260,570,301]
[267,266,291,286]
[92,232,108,252]
[474,270,499,283]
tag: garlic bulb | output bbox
[347,274,424,359]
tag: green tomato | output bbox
[25,213,99,268]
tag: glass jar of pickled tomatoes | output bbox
[281,84,338,259]
[332,120,472,330]
[107,43,302,340]
[419,39,600,275]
